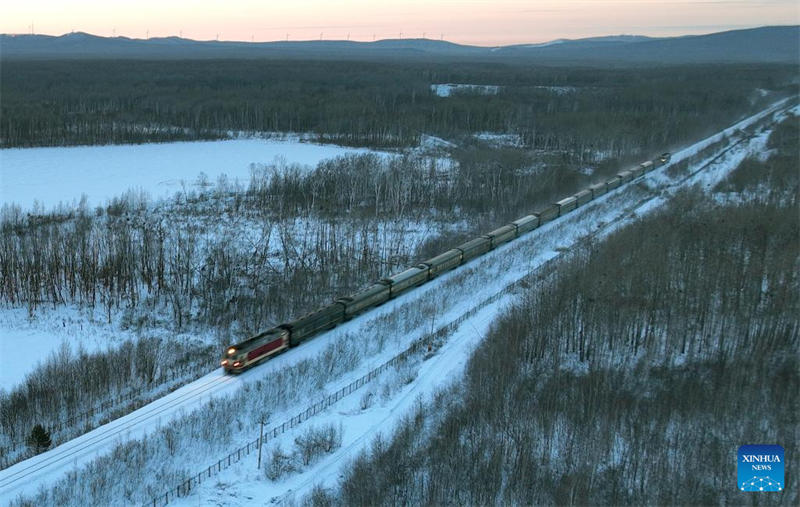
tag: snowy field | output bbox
[0,99,793,507]
[0,138,377,210]
[0,313,71,389]
[0,306,208,390]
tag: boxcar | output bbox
[456,237,492,262]
[606,176,622,190]
[574,189,593,207]
[538,205,560,224]
[286,303,345,345]
[338,282,391,319]
[423,249,463,279]
[589,182,608,199]
[512,214,540,236]
[221,327,291,372]
[484,224,517,249]
[556,196,578,216]
[384,267,429,297]
[617,170,634,184]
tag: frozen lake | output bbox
[0,138,376,210]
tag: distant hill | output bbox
[1,26,797,64]
[495,26,799,64]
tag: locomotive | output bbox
[221,153,672,373]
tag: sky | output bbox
[0,0,797,46]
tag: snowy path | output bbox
[0,98,794,506]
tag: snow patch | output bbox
[473,132,523,147]
[431,83,500,98]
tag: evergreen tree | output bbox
[27,423,52,454]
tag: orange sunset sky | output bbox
[1,0,797,46]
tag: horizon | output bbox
[2,24,798,48]
[1,0,798,46]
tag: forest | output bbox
[316,117,799,506]
[1,54,797,471]
[1,58,796,153]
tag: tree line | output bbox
[1,59,795,152]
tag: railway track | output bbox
[0,98,794,503]
[0,374,235,490]
[270,100,798,504]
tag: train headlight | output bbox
[227,347,236,355]
[233,361,242,368]
[221,359,229,366]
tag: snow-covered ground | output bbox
[0,305,210,390]
[0,139,378,211]
[473,132,524,147]
[0,99,793,507]
[431,83,500,97]
[0,307,112,389]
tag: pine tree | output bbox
[27,423,52,454]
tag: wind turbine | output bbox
[373,33,376,42]
[251,34,254,43]
[440,33,444,41]
[347,33,350,41]
[112,27,116,38]
[146,29,149,40]
[180,29,183,38]
[216,33,220,41]
[423,32,426,39]
[286,33,289,41]
[320,32,323,40]
[399,32,402,39]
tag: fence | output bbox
[142,122,755,506]
[142,249,561,507]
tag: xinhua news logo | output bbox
[738,445,784,492]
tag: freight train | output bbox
[220,153,672,372]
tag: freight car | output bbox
[221,153,672,372]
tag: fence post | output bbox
[257,420,264,469]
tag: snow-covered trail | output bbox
[0,98,794,506]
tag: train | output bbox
[220,153,672,372]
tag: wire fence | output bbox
[142,250,558,507]
[139,172,658,505]
[143,303,496,507]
